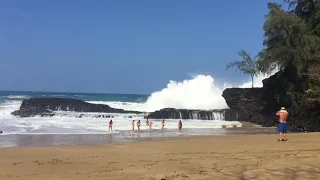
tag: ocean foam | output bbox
[90,70,278,112]
[6,95,30,99]
[142,71,278,111]
[0,71,277,134]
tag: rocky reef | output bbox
[11,97,238,121]
[145,108,237,121]
[222,68,320,132]
[11,98,142,117]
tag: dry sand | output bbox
[1,133,320,180]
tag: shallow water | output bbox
[0,127,277,148]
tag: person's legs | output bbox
[278,123,288,141]
[278,124,281,140]
[278,123,285,141]
[283,123,288,140]
[279,132,282,140]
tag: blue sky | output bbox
[0,0,283,94]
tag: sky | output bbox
[0,0,284,94]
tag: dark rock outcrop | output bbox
[222,88,277,127]
[290,101,320,132]
[145,108,237,121]
[11,98,142,117]
[222,68,320,132]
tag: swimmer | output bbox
[109,120,113,131]
[132,120,135,131]
[137,120,141,131]
[149,120,153,131]
[162,119,166,129]
[178,120,182,133]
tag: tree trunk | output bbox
[251,75,254,88]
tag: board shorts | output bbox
[278,123,287,133]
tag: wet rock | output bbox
[145,108,236,120]
[222,68,320,132]
[11,98,143,117]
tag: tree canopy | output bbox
[226,49,258,88]
[257,0,320,98]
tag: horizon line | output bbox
[0,89,149,96]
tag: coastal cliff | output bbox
[222,69,320,132]
[11,98,142,117]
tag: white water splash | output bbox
[97,70,279,112]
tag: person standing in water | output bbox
[146,119,149,126]
[109,120,113,131]
[178,120,182,133]
[149,120,153,131]
[162,119,166,129]
[276,107,289,141]
[132,120,135,131]
[137,120,141,131]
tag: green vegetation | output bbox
[258,0,320,74]
[228,0,320,102]
[226,49,259,88]
[259,0,320,100]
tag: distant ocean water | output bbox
[0,90,242,135]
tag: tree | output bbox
[257,1,320,73]
[226,49,258,88]
[256,2,308,74]
[257,0,320,100]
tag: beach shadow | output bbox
[193,164,320,180]
[173,150,320,180]
[239,164,320,180]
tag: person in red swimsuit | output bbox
[178,120,182,133]
[109,120,113,131]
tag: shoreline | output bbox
[0,132,320,180]
[0,126,277,148]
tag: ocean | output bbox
[0,73,278,147]
[0,90,244,135]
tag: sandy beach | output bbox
[0,133,320,180]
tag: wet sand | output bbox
[1,133,320,180]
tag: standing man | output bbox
[276,107,289,141]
